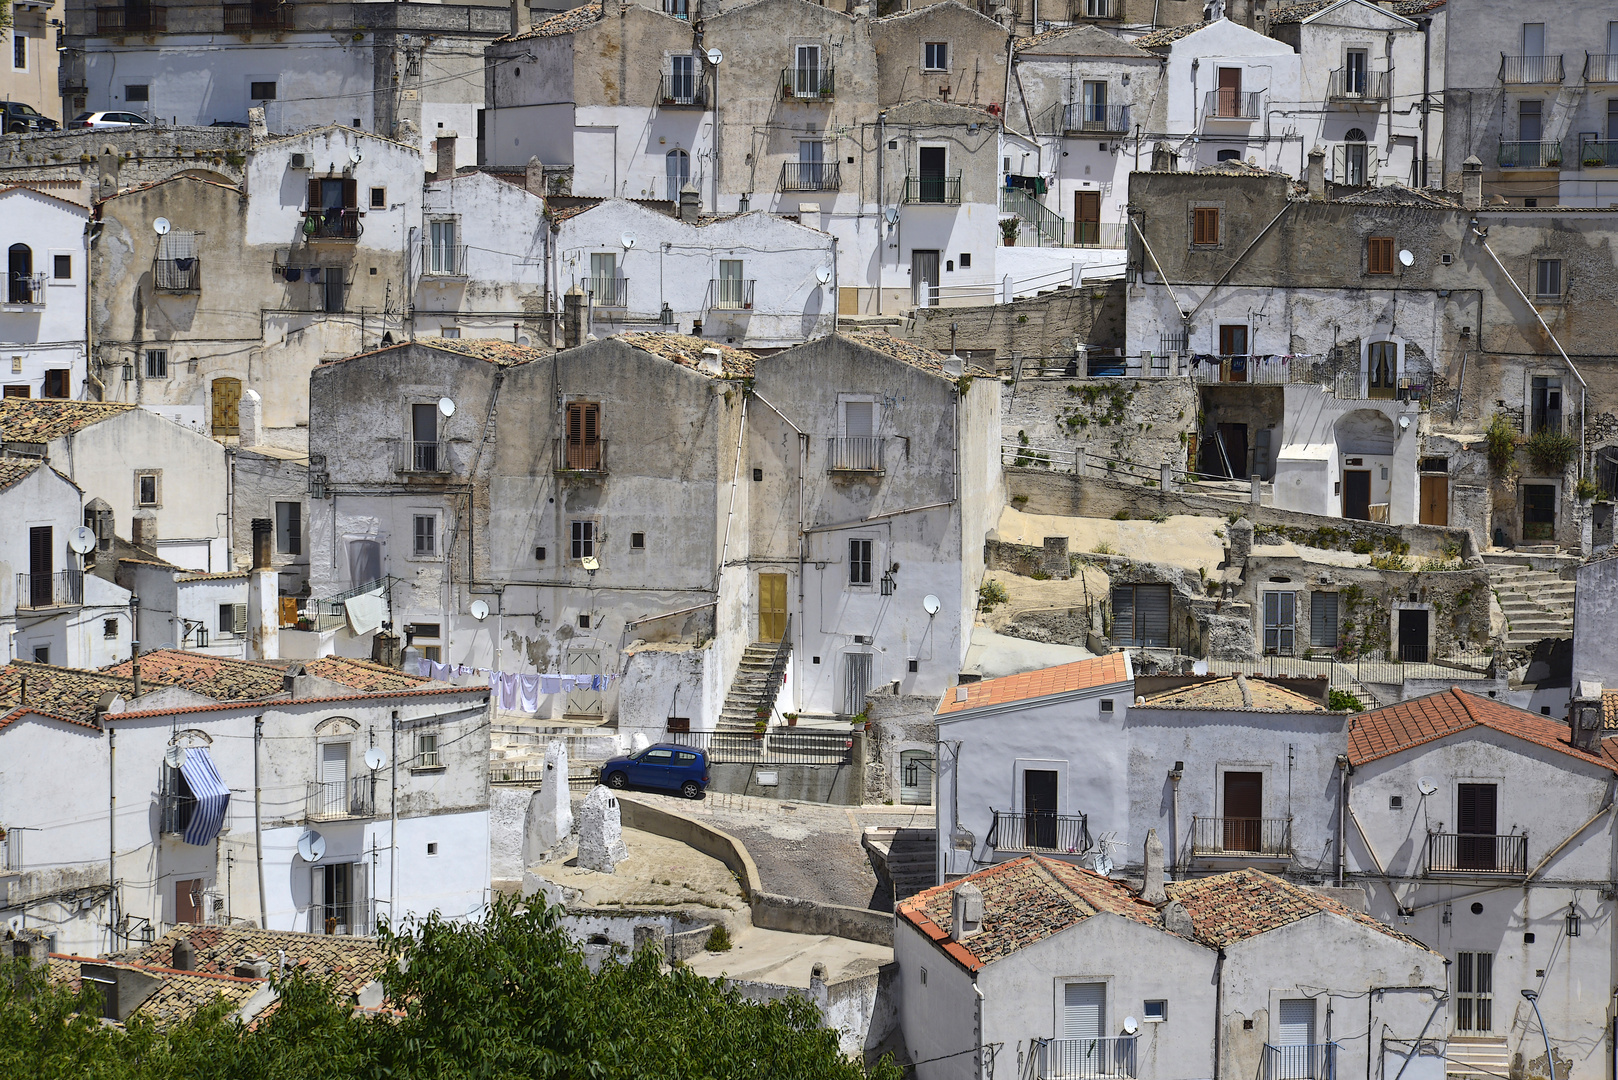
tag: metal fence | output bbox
[1192,816,1292,857]
[780,162,841,191]
[1328,68,1389,101]
[307,777,376,821]
[1264,1042,1337,1080]
[17,569,83,609]
[491,765,601,787]
[1426,833,1527,875]
[829,436,884,472]
[904,175,962,205]
[662,728,853,765]
[224,2,294,31]
[1499,54,1564,84]
[1204,89,1262,119]
[1497,140,1562,169]
[1040,1036,1137,1079]
[989,809,1092,855]
[1062,102,1130,134]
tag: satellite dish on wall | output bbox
[1123,1016,1140,1035]
[349,147,364,165]
[1398,249,1415,267]
[297,830,326,862]
[706,47,723,66]
[1417,776,1439,797]
[815,266,833,285]
[163,745,187,769]
[437,396,456,417]
[470,600,490,621]
[152,217,171,236]
[923,594,942,616]
[581,555,600,571]
[364,747,386,770]
[620,233,637,249]
[68,526,97,554]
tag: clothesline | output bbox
[411,659,619,712]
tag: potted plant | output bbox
[999,217,1020,247]
[1585,151,1608,168]
[782,712,799,727]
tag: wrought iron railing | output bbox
[1264,1042,1336,1080]
[154,256,201,291]
[904,174,961,204]
[829,436,883,472]
[1585,53,1618,83]
[989,809,1092,854]
[159,792,197,835]
[17,569,83,609]
[1192,816,1293,857]
[1426,833,1527,875]
[663,731,854,768]
[1498,140,1563,168]
[1499,54,1564,83]
[421,241,467,277]
[554,436,607,474]
[1578,142,1617,168]
[306,777,376,821]
[658,71,709,107]
[583,275,628,307]
[223,2,293,31]
[1040,1036,1136,1079]
[779,161,841,191]
[708,277,755,311]
[1327,68,1389,101]
[1062,102,1130,133]
[95,5,167,33]
[6,272,47,305]
[1002,188,1066,247]
[1204,89,1262,119]
[781,66,835,99]
[302,209,363,240]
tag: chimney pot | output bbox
[435,132,458,181]
[171,938,195,971]
[950,882,985,941]
[250,518,273,570]
[1306,146,1326,202]
[1461,155,1483,210]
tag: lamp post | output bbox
[1521,989,1556,1080]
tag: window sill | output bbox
[410,765,446,774]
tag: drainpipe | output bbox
[1212,947,1225,1080]
[876,111,886,318]
[390,709,399,924]
[255,715,267,927]
[1169,762,1183,877]
[1336,754,1349,888]
[107,723,116,949]
[1417,18,1432,187]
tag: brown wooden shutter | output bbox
[1368,236,1393,274]
[1193,208,1218,245]
[342,178,358,208]
[582,403,598,446]
[567,402,582,447]
[306,178,321,210]
[29,525,51,578]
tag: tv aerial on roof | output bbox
[297,830,326,862]
[153,217,171,236]
[68,526,97,555]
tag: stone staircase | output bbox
[716,640,788,733]
[1446,1036,1511,1080]
[863,826,937,902]
[1486,558,1576,651]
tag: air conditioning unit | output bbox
[290,153,308,169]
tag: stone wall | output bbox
[861,694,938,806]
[0,127,249,190]
[906,280,1126,368]
[1004,376,1198,478]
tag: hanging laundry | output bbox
[282,266,302,282]
[517,674,541,713]
[540,674,562,695]
[496,672,521,711]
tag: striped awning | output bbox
[179,746,230,846]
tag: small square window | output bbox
[578,613,591,629]
[753,468,763,481]
[1541,705,1552,715]
[53,255,71,280]
[370,187,387,209]
[440,327,461,338]
[145,349,168,378]
[427,842,438,855]
[417,732,440,767]
[535,545,547,561]
[250,81,277,101]
[103,618,118,639]
[1367,236,1395,275]
[32,645,48,663]
[908,658,918,672]
[218,603,235,633]
[1524,932,1536,944]
[1535,258,1562,298]
[1390,795,1404,809]
[630,532,645,550]
[959,253,971,268]
[1440,252,1454,265]
[920,966,928,984]
[125,84,149,102]
[413,515,437,557]
[137,473,159,506]
[1100,699,1114,713]
[1192,207,1220,246]
[813,656,821,664]
[1143,1000,1167,1022]
[849,538,872,585]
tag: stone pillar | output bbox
[1461,155,1483,210]
[577,786,628,873]
[435,132,457,180]
[1040,536,1070,580]
[525,156,545,198]
[1250,476,1262,504]
[1141,829,1166,905]
[1228,517,1254,565]
[563,286,584,349]
[1306,146,1326,201]
[679,181,700,222]
[1160,462,1176,493]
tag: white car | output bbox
[69,111,151,130]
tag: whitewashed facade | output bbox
[0,187,89,401]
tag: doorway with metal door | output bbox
[1073,191,1100,246]
[1397,607,1429,663]
[1024,768,1058,849]
[911,249,940,307]
[1216,423,1248,480]
[843,652,872,717]
[1343,469,1371,520]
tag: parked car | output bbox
[601,743,708,799]
[2,102,59,134]
[69,111,150,130]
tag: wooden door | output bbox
[175,878,204,924]
[565,648,603,717]
[1216,67,1242,116]
[1216,423,1248,479]
[1343,470,1371,520]
[1222,771,1262,851]
[1073,191,1100,246]
[757,573,787,642]
[211,377,241,436]
[1024,769,1058,849]
[1420,474,1449,525]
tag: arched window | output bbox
[1342,128,1370,187]
[8,243,32,303]
[665,149,690,202]
[1344,127,1367,142]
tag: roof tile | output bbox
[1348,687,1618,773]
[937,653,1129,715]
[0,399,136,443]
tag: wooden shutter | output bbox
[1137,585,1171,646]
[306,178,321,210]
[1193,207,1218,245]
[1458,783,1496,835]
[342,178,358,208]
[29,525,51,578]
[232,603,248,634]
[1310,592,1338,649]
[1110,585,1135,644]
[1368,236,1394,274]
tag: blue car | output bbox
[601,743,709,799]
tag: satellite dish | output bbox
[581,555,600,571]
[470,600,490,621]
[68,526,97,554]
[364,747,386,770]
[437,396,455,417]
[923,594,942,616]
[153,217,171,236]
[1123,1016,1140,1035]
[621,233,637,249]
[1398,249,1415,267]
[1417,777,1439,796]
[163,745,187,770]
[1094,853,1114,877]
[706,47,723,66]
[349,147,363,164]
[883,206,900,224]
[297,831,326,862]
[5,916,20,936]
[815,266,833,285]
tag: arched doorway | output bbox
[211,377,242,436]
[665,149,690,201]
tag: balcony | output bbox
[903,174,962,205]
[828,436,883,473]
[1497,140,1563,169]
[583,275,628,308]
[223,2,294,31]
[301,209,363,241]
[421,241,468,278]
[658,71,709,108]
[1499,54,1564,84]
[707,277,755,311]
[1062,102,1130,135]
[779,161,842,191]
[398,440,449,475]
[159,792,196,835]
[1192,816,1293,858]
[1426,832,1527,875]
[306,777,375,821]
[5,272,46,306]
[1039,1036,1136,1079]
[0,829,20,873]
[554,437,607,476]
[154,256,200,292]
[1579,142,1617,168]
[781,66,835,100]
[1585,53,1618,83]
[989,809,1092,854]
[1204,89,1262,120]
[94,5,167,33]
[1264,1042,1337,1080]
[16,569,83,609]
[1327,68,1390,102]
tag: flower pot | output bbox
[1003,236,1015,246]
[786,715,798,727]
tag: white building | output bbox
[122,561,251,657]
[416,163,549,343]
[0,186,89,401]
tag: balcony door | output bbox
[798,139,824,188]
[1275,999,1316,1079]
[565,401,600,471]
[665,150,689,201]
[669,54,695,102]
[795,45,823,96]
[412,403,439,471]
[911,250,940,307]
[175,878,204,925]
[29,526,51,608]
[1062,981,1105,1042]
[1024,768,1058,849]
[918,145,947,203]
[1457,783,1498,871]
[1074,191,1100,245]
[1223,771,1262,852]
[1216,67,1242,117]
[757,572,787,643]
[8,243,31,303]
[1344,49,1367,95]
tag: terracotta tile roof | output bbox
[302,656,430,692]
[839,330,969,376]
[1603,690,1618,730]
[1133,21,1209,47]
[937,653,1130,715]
[101,649,288,701]
[1262,0,1334,23]
[0,661,130,720]
[1349,687,1618,772]
[119,555,182,569]
[46,954,265,1028]
[0,184,94,211]
[108,682,487,721]
[1165,868,1431,951]
[0,399,135,443]
[897,855,1166,971]
[497,0,604,40]
[1015,23,1154,54]
[0,704,103,733]
[1334,182,1458,208]
[174,570,249,582]
[425,338,548,366]
[0,457,43,492]
[612,333,757,377]
[1135,675,1325,712]
[115,925,385,1000]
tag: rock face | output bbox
[524,740,574,862]
[577,785,629,873]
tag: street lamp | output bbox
[1521,989,1556,1080]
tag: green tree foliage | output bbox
[0,900,901,1080]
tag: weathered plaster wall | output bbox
[1003,375,1197,477]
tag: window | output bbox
[1192,207,1220,246]
[12,29,25,71]
[1456,952,1494,1031]
[924,42,948,71]
[323,274,345,314]
[1522,22,1544,57]
[1367,341,1397,398]
[1420,456,1449,473]
[717,259,746,308]
[31,645,48,663]
[160,767,196,835]
[1310,592,1339,650]
[794,44,825,96]
[1519,100,1542,144]
[1367,235,1394,275]
[421,645,441,662]
[1100,699,1114,713]
[1390,794,1403,809]
[1263,591,1296,656]
[1111,584,1171,647]
[427,842,438,855]
[219,602,246,634]
[565,401,601,470]
[250,81,277,100]
[1062,982,1105,1043]
[665,149,690,201]
[669,53,695,101]
[53,255,71,280]
[145,349,168,378]
[1084,0,1110,14]
[1082,80,1108,128]
[411,622,441,639]
[535,545,547,561]
[43,370,69,398]
[3,385,27,399]
[797,139,825,186]
[1342,128,1370,186]
[417,733,440,768]
[411,402,439,471]
[413,515,437,557]
[104,618,118,639]
[370,187,386,209]
[1343,48,1367,95]
[440,327,460,338]
[1216,149,1241,163]
[125,84,149,102]
[959,252,971,268]
[1530,376,1562,434]
[276,501,302,555]
[571,520,595,560]
[137,473,159,506]
[1535,258,1562,298]
[1143,1000,1167,1023]
[630,532,645,550]
[429,220,457,275]
[849,538,872,585]
[310,860,366,935]
[578,613,591,628]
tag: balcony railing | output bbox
[583,275,628,308]
[159,792,197,835]
[1579,142,1617,168]
[989,809,1092,854]
[1062,102,1130,134]
[658,71,709,107]
[904,174,962,205]
[313,900,372,936]
[1327,68,1390,101]
[779,161,841,191]
[223,2,294,31]
[828,436,883,473]
[6,272,47,306]
[781,66,835,100]
[1264,1042,1337,1080]
[95,5,167,33]
[306,777,375,821]
[1204,89,1262,120]
[554,437,607,475]
[1499,54,1564,84]
[302,209,363,240]
[0,829,19,873]
[399,440,449,474]
[1426,832,1527,875]
[1498,140,1563,168]
[1585,53,1618,83]
[421,241,468,277]
[17,569,83,609]
[707,278,755,311]
[1192,816,1293,857]
[154,256,200,292]
[1040,1036,1136,1079]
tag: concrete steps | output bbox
[716,642,788,733]
[863,826,937,902]
[1486,561,1575,651]
[1446,1036,1511,1080]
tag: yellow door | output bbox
[212,377,242,436]
[758,573,787,643]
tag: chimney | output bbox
[1461,155,1483,210]
[950,882,984,941]
[1306,146,1326,201]
[131,511,158,549]
[511,0,531,39]
[1570,680,1604,751]
[1150,142,1176,172]
[251,517,273,570]
[435,132,458,181]
[8,928,50,966]
[80,963,162,1022]
[1141,828,1167,905]
[1161,900,1194,937]
[171,938,195,971]
[247,106,267,144]
[699,347,724,376]
[373,630,403,668]
[942,354,964,377]
[98,144,121,198]
[563,284,585,348]
[525,155,546,198]
[233,957,272,979]
[247,519,279,661]
[679,180,700,223]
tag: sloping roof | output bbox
[497,0,604,40]
[613,333,757,378]
[1349,687,1618,773]
[1135,675,1325,712]
[100,649,288,701]
[1334,182,1459,208]
[1263,0,1334,23]
[115,925,385,1000]
[325,338,545,369]
[1165,868,1430,950]
[937,653,1130,716]
[1603,690,1618,730]
[0,458,43,493]
[174,570,249,583]
[302,656,430,693]
[0,184,94,211]
[897,856,1167,971]
[839,330,971,377]
[0,661,130,721]
[1134,20,1209,47]
[46,955,265,1027]
[1015,22,1154,55]
[0,399,136,443]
